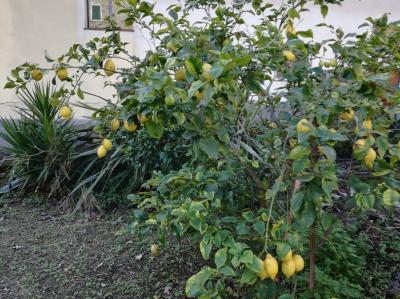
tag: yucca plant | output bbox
[0,83,96,199]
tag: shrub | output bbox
[4,0,400,297]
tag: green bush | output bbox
[95,128,188,209]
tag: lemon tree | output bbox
[5,0,400,297]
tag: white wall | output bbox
[0,0,399,117]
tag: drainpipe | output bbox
[86,0,90,28]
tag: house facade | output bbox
[0,0,399,117]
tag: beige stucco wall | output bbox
[0,0,139,118]
[0,0,399,117]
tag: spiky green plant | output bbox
[0,83,95,198]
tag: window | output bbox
[90,4,102,21]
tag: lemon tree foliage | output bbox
[5,0,400,297]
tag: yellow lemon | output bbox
[97,145,107,159]
[340,109,355,121]
[59,106,72,120]
[292,254,304,272]
[104,58,116,76]
[102,139,112,150]
[57,68,68,81]
[202,63,213,81]
[264,254,279,280]
[31,69,43,81]
[329,128,337,133]
[283,50,296,62]
[111,118,120,132]
[281,249,293,263]
[174,67,186,81]
[364,148,376,169]
[124,120,137,132]
[363,119,372,130]
[296,119,312,133]
[151,244,159,257]
[282,259,296,278]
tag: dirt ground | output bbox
[0,198,202,299]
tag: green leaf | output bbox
[77,88,84,100]
[146,120,164,139]
[200,239,212,260]
[253,220,265,236]
[288,145,311,160]
[319,145,336,162]
[214,247,227,269]
[376,136,388,157]
[219,265,235,276]
[290,192,304,212]
[172,112,186,125]
[302,200,316,227]
[288,8,300,19]
[382,188,400,206]
[199,137,219,159]
[276,243,291,260]
[240,267,257,285]
[297,29,314,38]
[185,267,212,297]
[4,81,16,89]
[188,81,207,98]
[321,5,328,18]
[322,178,338,197]
[185,57,201,76]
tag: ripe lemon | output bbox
[124,120,137,132]
[111,118,120,131]
[151,244,159,257]
[340,109,355,121]
[202,63,213,81]
[264,254,279,280]
[175,68,186,81]
[353,139,366,151]
[363,119,372,130]
[31,69,43,81]
[282,259,296,278]
[296,119,311,133]
[59,106,72,120]
[104,58,116,76]
[97,145,107,159]
[292,254,304,272]
[283,50,296,62]
[102,139,112,150]
[364,148,376,169]
[281,249,293,263]
[329,128,337,133]
[57,68,68,81]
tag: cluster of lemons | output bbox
[257,250,304,280]
[295,108,378,169]
[97,139,113,159]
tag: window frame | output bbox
[90,3,102,22]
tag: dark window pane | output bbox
[91,5,101,21]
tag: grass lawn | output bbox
[0,197,203,299]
